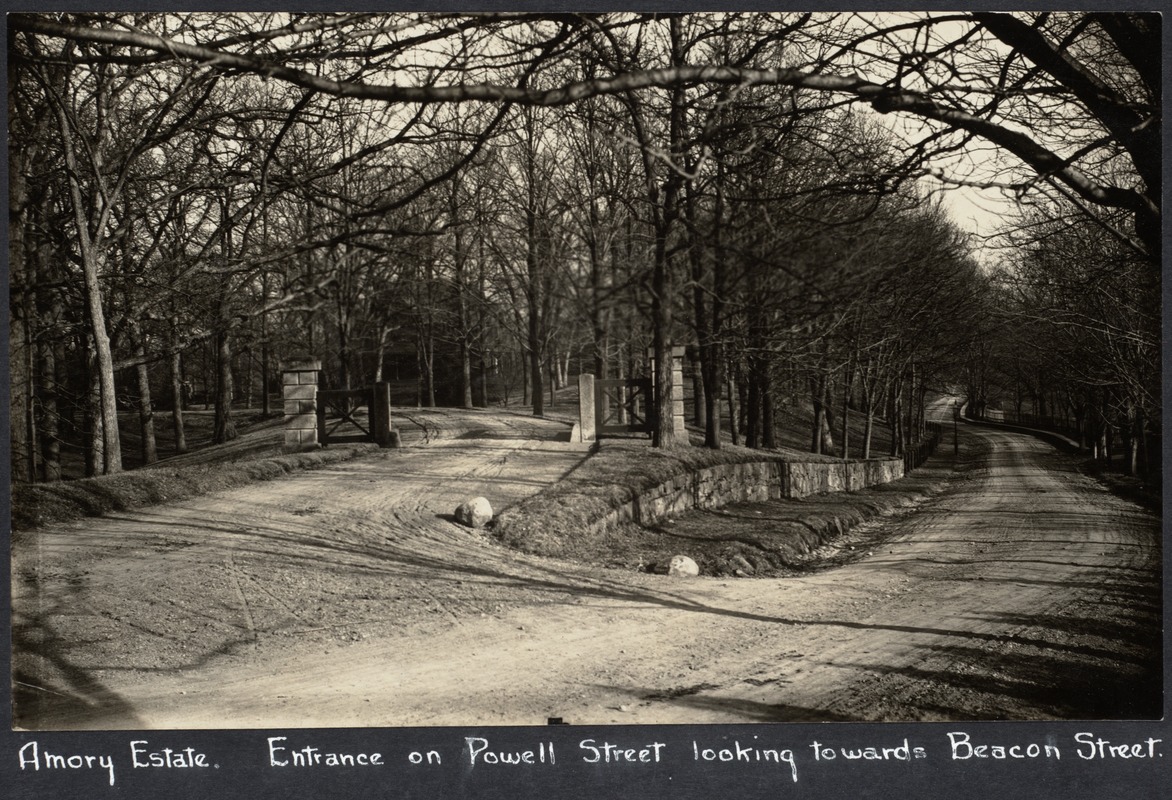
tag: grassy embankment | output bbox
[10,412,380,532]
[493,402,954,575]
[10,390,934,563]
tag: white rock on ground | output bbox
[455,496,494,528]
[668,555,700,577]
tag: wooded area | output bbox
[7,12,1160,482]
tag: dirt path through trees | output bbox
[11,412,1161,729]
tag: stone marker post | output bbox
[577,374,596,443]
[669,346,686,438]
[282,360,321,450]
[371,381,394,447]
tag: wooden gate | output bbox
[594,377,654,437]
[317,383,393,447]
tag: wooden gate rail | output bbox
[317,383,393,447]
[594,377,654,437]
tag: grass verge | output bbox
[589,454,965,577]
[492,432,943,574]
[1081,463,1162,514]
[11,444,379,532]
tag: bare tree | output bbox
[9,12,1157,470]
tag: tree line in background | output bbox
[7,12,1160,482]
[971,204,1161,478]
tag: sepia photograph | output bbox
[7,9,1162,744]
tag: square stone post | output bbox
[282,360,321,450]
[577,374,596,443]
[371,381,394,447]
[669,346,686,438]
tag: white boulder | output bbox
[455,496,494,529]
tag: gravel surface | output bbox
[11,405,1161,729]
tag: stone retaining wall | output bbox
[786,458,904,496]
[590,457,905,534]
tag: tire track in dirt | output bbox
[13,413,1161,729]
[12,410,591,728]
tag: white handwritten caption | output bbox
[18,739,215,786]
[14,730,1164,788]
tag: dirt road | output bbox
[11,407,1161,729]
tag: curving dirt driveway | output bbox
[11,406,1161,729]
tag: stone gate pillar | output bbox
[282,360,321,450]
[669,345,686,438]
[577,374,596,443]
[371,381,395,448]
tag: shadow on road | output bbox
[12,416,1163,727]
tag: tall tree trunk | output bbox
[727,369,740,446]
[861,359,874,460]
[476,243,491,407]
[9,117,52,482]
[169,345,188,455]
[132,323,158,465]
[214,200,237,444]
[373,326,390,384]
[591,234,609,380]
[819,378,836,455]
[903,369,915,452]
[528,313,544,417]
[12,292,37,482]
[242,347,254,409]
[52,93,123,474]
[524,167,545,415]
[335,247,353,391]
[811,372,826,455]
[479,355,490,407]
[213,329,237,443]
[416,250,437,408]
[338,316,351,391]
[702,169,726,449]
[85,343,104,478]
[684,185,710,435]
[416,326,436,408]
[1125,403,1139,476]
[452,182,474,409]
[81,252,122,471]
[9,158,36,482]
[460,336,474,409]
[620,17,686,448]
[889,380,902,458]
[260,227,271,417]
[520,347,529,407]
[704,367,721,449]
[761,373,776,449]
[425,335,436,408]
[649,20,687,449]
[841,370,852,462]
[38,322,62,482]
[50,76,130,474]
[416,337,426,407]
[1139,409,1153,478]
[746,373,761,449]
